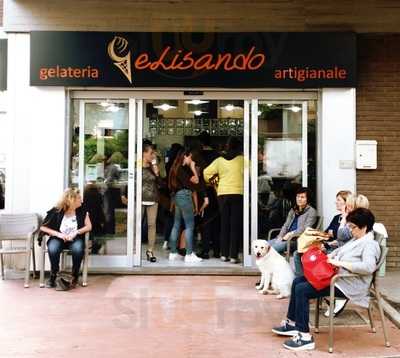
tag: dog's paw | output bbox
[276,294,288,299]
[260,290,268,295]
[267,289,278,294]
[255,285,263,290]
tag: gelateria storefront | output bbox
[27,32,357,272]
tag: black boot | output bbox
[71,275,79,289]
[46,273,57,288]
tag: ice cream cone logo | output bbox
[107,36,132,83]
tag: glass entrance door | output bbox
[249,99,317,255]
[133,97,250,267]
[70,99,135,267]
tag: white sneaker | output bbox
[169,253,181,261]
[184,253,203,263]
[162,241,169,250]
[324,298,348,317]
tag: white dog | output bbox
[253,239,294,299]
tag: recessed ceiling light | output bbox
[154,103,177,111]
[190,110,208,116]
[185,100,209,105]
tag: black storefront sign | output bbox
[30,32,356,88]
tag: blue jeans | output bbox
[169,190,195,255]
[47,237,85,277]
[287,276,346,333]
[293,250,304,277]
[269,237,297,254]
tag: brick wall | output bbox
[3,0,400,32]
[357,35,400,269]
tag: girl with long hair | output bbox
[168,147,208,263]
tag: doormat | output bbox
[309,309,368,327]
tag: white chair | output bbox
[0,213,39,288]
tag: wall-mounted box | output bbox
[356,140,377,169]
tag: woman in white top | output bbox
[40,188,92,288]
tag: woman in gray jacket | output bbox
[272,208,380,351]
[270,187,317,254]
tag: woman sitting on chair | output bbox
[272,208,380,351]
[269,187,317,254]
[40,188,92,288]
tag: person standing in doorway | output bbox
[168,147,208,263]
[142,142,162,263]
[203,137,244,264]
[196,132,221,259]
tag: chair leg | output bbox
[367,305,376,333]
[82,234,89,287]
[61,252,65,272]
[24,250,31,288]
[0,253,4,280]
[375,290,391,347]
[40,246,46,288]
[31,244,37,280]
[315,298,321,333]
[328,286,335,353]
[286,239,291,262]
[82,253,88,287]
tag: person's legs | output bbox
[286,276,307,322]
[168,204,183,254]
[293,251,303,277]
[211,212,221,257]
[229,195,243,260]
[68,238,85,278]
[179,194,195,255]
[146,203,158,252]
[269,238,288,254]
[47,237,65,275]
[218,196,230,259]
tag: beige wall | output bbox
[4,0,400,33]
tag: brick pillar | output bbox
[357,34,400,270]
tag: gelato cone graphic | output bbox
[107,36,132,83]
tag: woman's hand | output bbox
[282,232,293,241]
[327,257,341,267]
[152,164,160,177]
[56,232,68,241]
[199,197,209,216]
[190,175,199,184]
[66,231,78,241]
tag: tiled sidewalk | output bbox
[1,275,400,358]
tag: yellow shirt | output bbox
[203,155,244,196]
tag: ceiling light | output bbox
[184,100,209,105]
[190,110,207,116]
[154,103,177,111]
[285,105,301,113]
[105,105,120,112]
[224,104,235,111]
[267,103,273,107]
[99,101,110,107]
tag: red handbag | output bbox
[301,246,338,291]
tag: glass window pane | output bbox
[257,101,317,240]
[69,100,129,256]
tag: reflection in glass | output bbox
[257,102,316,240]
[70,100,129,256]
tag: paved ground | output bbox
[1,275,400,358]
[380,271,400,304]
